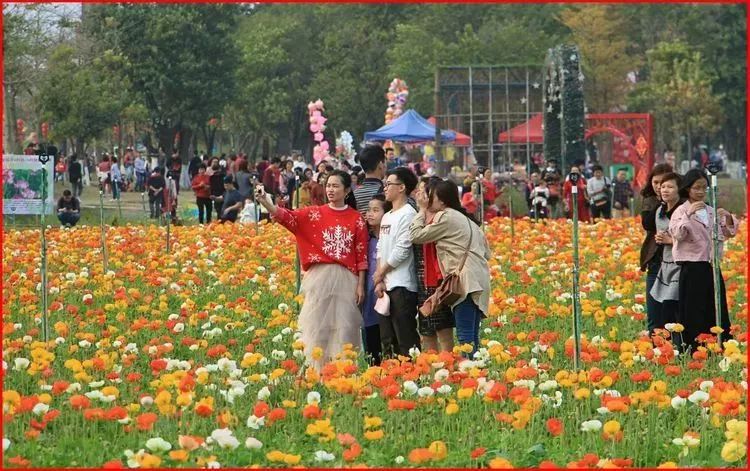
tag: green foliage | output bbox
[36,45,128,149]
[559,5,641,113]
[87,4,240,152]
[628,41,723,159]
[4,3,745,160]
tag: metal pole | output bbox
[294,176,302,313]
[709,174,722,347]
[295,175,301,296]
[253,178,261,235]
[571,184,582,370]
[488,67,495,175]
[38,157,50,343]
[469,66,474,167]
[476,176,484,230]
[629,196,635,217]
[141,192,147,216]
[505,68,515,237]
[525,67,531,177]
[434,70,443,176]
[99,189,108,272]
[166,176,172,254]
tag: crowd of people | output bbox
[49,140,739,365]
[254,146,492,369]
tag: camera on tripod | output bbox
[705,162,721,176]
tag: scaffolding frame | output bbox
[434,65,544,174]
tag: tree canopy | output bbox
[4,3,745,162]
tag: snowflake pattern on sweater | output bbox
[273,204,369,275]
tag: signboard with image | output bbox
[2,154,55,215]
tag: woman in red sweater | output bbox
[191,164,212,224]
[256,170,369,370]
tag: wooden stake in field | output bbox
[708,171,723,347]
[99,189,108,272]
[38,152,51,343]
[571,183,582,371]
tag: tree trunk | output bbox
[75,137,86,156]
[3,85,20,153]
[157,125,178,157]
[178,127,192,163]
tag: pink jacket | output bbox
[669,203,737,262]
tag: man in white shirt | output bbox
[586,164,612,221]
[374,166,421,357]
[292,153,308,171]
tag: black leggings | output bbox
[196,197,212,224]
[213,199,223,220]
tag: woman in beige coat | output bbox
[410,180,492,355]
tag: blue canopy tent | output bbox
[364,109,456,143]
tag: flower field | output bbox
[2,217,747,468]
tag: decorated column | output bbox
[308,100,330,165]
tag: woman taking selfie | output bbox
[669,168,737,352]
[255,170,369,369]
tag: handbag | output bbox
[419,217,473,317]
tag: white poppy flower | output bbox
[145,437,172,452]
[580,419,603,432]
[245,437,263,449]
[688,390,709,405]
[671,396,687,409]
[246,414,265,430]
[314,450,335,462]
[307,391,321,405]
[402,381,418,395]
[210,428,239,450]
[257,387,271,401]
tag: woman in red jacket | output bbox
[562,166,590,222]
[191,164,212,224]
[256,170,369,370]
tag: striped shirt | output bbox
[353,178,384,215]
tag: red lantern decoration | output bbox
[41,122,49,139]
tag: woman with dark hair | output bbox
[235,160,253,200]
[280,160,297,206]
[413,176,455,353]
[410,179,491,355]
[562,166,589,222]
[648,172,685,337]
[669,168,737,352]
[640,163,672,336]
[255,169,369,369]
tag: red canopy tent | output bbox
[496,112,654,189]
[427,117,472,146]
[497,114,544,144]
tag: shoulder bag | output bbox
[419,216,474,317]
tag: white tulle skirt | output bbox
[298,263,362,370]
